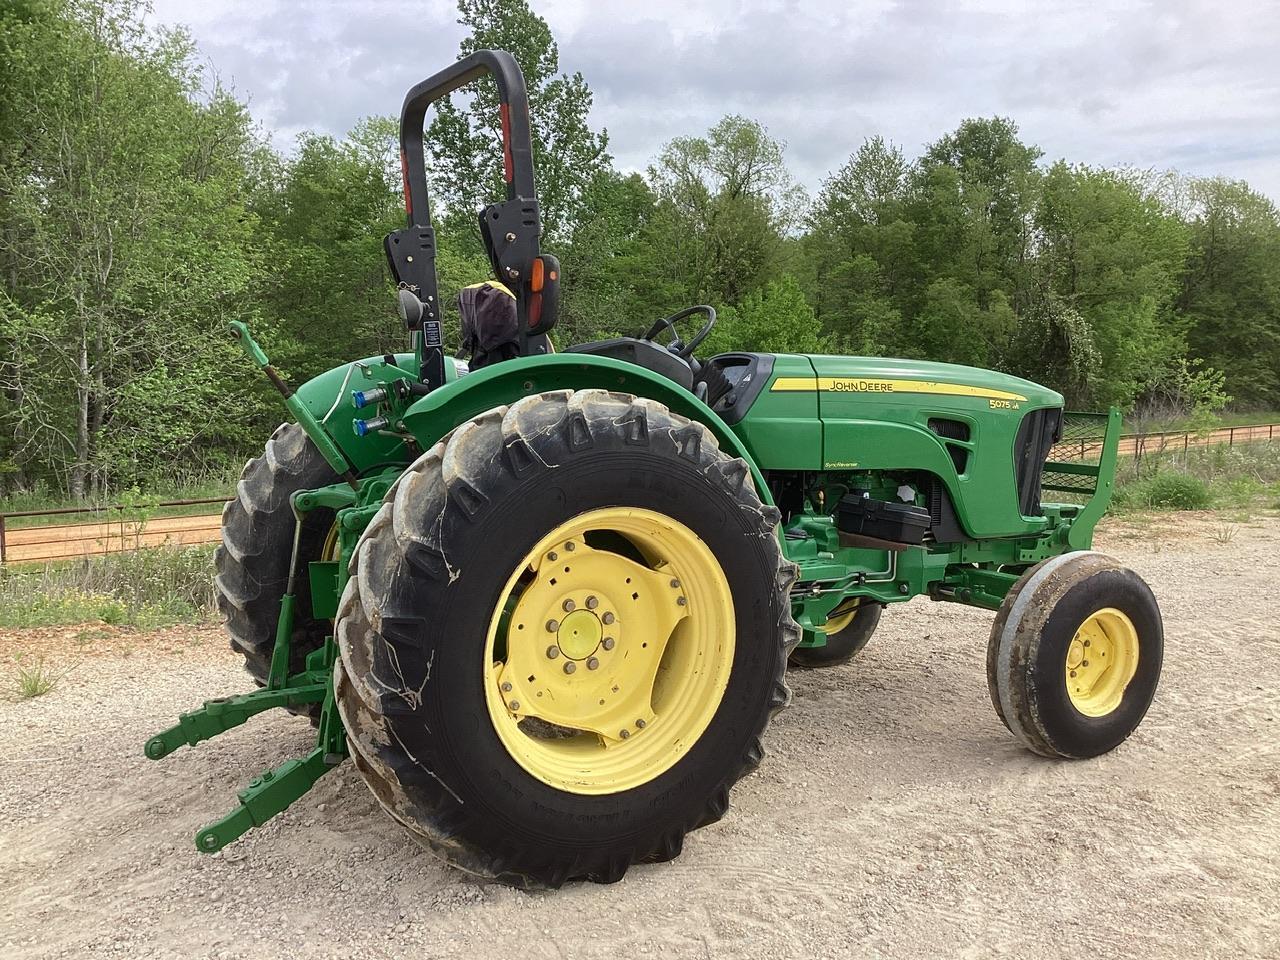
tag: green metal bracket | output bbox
[142,447,390,854]
[228,320,358,487]
[193,747,338,853]
[308,561,340,619]
[143,681,327,760]
[180,640,348,855]
[1067,406,1122,551]
[935,566,1020,610]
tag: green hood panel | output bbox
[798,356,1062,409]
[742,354,1063,538]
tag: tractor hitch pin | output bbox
[228,320,359,490]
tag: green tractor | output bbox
[147,50,1163,888]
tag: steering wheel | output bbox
[640,305,717,360]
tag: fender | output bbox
[292,353,461,474]
[400,353,773,504]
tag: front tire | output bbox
[334,390,800,888]
[789,599,882,668]
[986,552,1163,759]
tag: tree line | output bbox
[2,0,1277,500]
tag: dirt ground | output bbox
[2,512,1278,959]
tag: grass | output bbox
[12,657,61,699]
[0,545,218,629]
[1113,440,1280,513]
[1209,523,1239,544]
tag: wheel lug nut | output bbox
[602,637,615,650]
[563,662,576,675]
[602,612,615,625]
[562,599,575,612]
[546,645,559,659]
[1070,670,1077,678]
[564,541,576,552]
[619,729,630,739]
[546,619,559,632]
[586,595,599,609]
[509,701,520,711]
[676,596,687,606]
[548,551,558,561]
[635,718,646,729]
[587,657,599,670]
[1082,660,1089,667]
[501,682,512,692]
[670,578,680,588]
[1083,639,1090,646]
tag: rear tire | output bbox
[986,551,1162,759]
[215,423,338,705]
[334,390,801,888]
[789,600,882,668]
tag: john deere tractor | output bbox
[147,50,1163,888]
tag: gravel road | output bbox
[2,512,1278,959]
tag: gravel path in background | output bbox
[2,513,1278,959]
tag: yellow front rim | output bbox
[1066,607,1139,717]
[321,522,341,563]
[484,507,735,795]
[821,598,861,635]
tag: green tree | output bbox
[1178,177,1280,407]
[250,118,406,373]
[428,0,610,243]
[806,137,915,353]
[1031,163,1190,407]
[556,169,661,343]
[703,275,831,356]
[643,115,803,310]
[0,0,264,495]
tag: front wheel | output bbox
[789,599,882,668]
[334,390,800,887]
[986,552,1163,759]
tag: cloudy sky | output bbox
[148,0,1280,200]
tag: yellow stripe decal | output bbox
[770,376,1027,402]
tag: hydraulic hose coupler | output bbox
[351,386,389,409]
[353,416,390,437]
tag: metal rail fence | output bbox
[0,498,228,565]
[1052,421,1278,463]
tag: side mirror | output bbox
[396,288,424,329]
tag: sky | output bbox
[147,0,1280,200]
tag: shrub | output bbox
[1114,470,1213,511]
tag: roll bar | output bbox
[400,49,536,215]
[384,49,557,391]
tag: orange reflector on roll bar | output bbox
[499,103,513,183]
[400,151,411,216]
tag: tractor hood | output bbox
[795,355,1063,409]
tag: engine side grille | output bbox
[1013,408,1063,517]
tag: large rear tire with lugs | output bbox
[334,390,801,888]
[215,423,338,702]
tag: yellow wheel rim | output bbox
[1066,607,1139,717]
[821,598,861,635]
[321,522,341,563]
[483,507,735,795]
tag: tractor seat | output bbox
[564,337,694,392]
